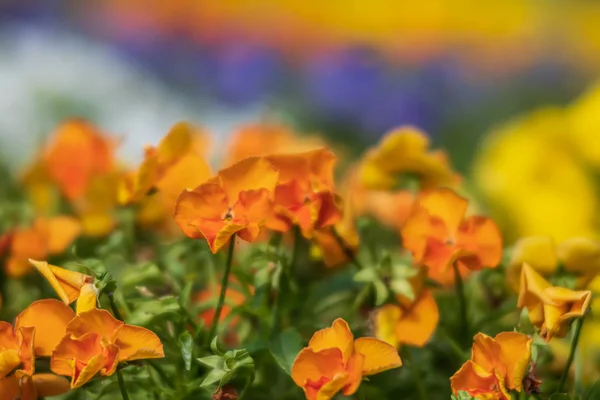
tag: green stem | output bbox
[290,226,302,276]
[330,226,363,270]
[556,317,585,394]
[438,328,468,361]
[206,237,236,346]
[269,234,286,339]
[116,369,130,400]
[107,292,124,321]
[452,262,468,344]
[404,349,426,400]
[146,360,173,388]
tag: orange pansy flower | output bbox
[224,123,324,166]
[450,332,532,400]
[174,157,279,253]
[518,263,591,341]
[358,126,458,190]
[45,119,115,201]
[401,188,502,278]
[51,308,164,388]
[265,148,341,238]
[29,260,98,314]
[6,216,81,278]
[373,270,439,348]
[118,122,211,207]
[291,318,402,400]
[0,300,74,399]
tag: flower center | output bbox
[222,208,235,221]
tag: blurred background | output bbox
[3,0,600,241]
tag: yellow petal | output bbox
[75,283,99,314]
[373,304,402,348]
[557,237,600,276]
[15,299,76,357]
[517,263,554,311]
[0,349,21,378]
[353,337,402,376]
[156,122,195,166]
[508,236,557,291]
[113,324,165,361]
[156,153,212,209]
[308,318,354,363]
[316,373,348,400]
[29,260,88,305]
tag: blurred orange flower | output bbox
[45,120,115,201]
[118,122,211,207]
[373,270,439,348]
[174,157,278,253]
[0,300,74,399]
[291,318,402,400]
[401,188,502,278]
[6,217,81,278]
[265,148,341,238]
[508,236,600,291]
[359,126,458,190]
[51,308,164,388]
[450,332,532,400]
[29,260,98,314]
[224,123,324,166]
[518,263,591,341]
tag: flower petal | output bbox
[517,263,554,311]
[308,319,354,363]
[217,157,279,201]
[16,299,75,357]
[507,236,558,291]
[0,349,21,378]
[29,260,87,305]
[50,333,105,388]
[174,183,229,240]
[456,216,503,270]
[291,347,345,388]
[471,333,500,373]
[495,332,532,391]
[17,326,35,376]
[450,360,498,397]
[156,153,212,209]
[66,309,123,341]
[75,283,99,314]
[0,375,21,399]
[113,324,165,362]
[558,237,600,277]
[342,353,365,396]
[31,373,71,397]
[394,289,439,347]
[373,304,402,348]
[44,216,81,255]
[353,337,402,376]
[417,188,468,235]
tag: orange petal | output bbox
[113,324,165,362]
[0,375,21,399]
[66,309,123,341]
[291,347,345,388]
[308,319,354,363]
[394,289,439,347]
[373,304,402,348]
[471,333,500,373]
[315,373,348,400]
[31,373,71,397]
[50,333,106,388]
[0,321,19,348]
[206,222,247,254]
[353,337,402,375]
[456,216,503,270]
[156,153,212,209]
[342,353,365,396]
[417,188,468,235]
[17,326,35,376]
[546,287,592,321]
[264,153,311,186]
[29,260,88,305]
[76,283,99,314]
[450,360,498,397]
[217,157,279,202]
[234,188,274,225]
[45,216,81,254]
[173,183,229,240]
[16,299,76,357]
[495,332,532,391]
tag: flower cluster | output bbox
[0,118,596,399]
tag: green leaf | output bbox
[270,328,303,375]
[373,279,389,306]
[179,281,194,309]
[197,355,224,370]
[549,394,574,400]
[586,381,600,400]
[179,331,193,371]
[210,336,225,356]
[353,267,379,283]
[389,278,415,301]
[200,368,226,387]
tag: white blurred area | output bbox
[0,24,265,170]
